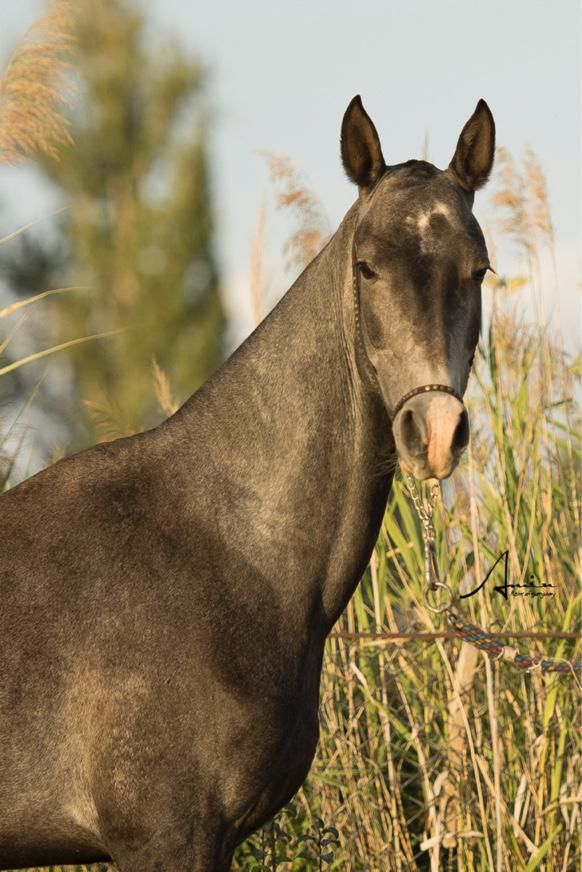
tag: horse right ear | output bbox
[341,96,386,193]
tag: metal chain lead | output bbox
[404,473,453,613]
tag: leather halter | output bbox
[391,383,464,419]
[350,175,465,421]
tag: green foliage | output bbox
[1,0,225,442]
[233,805,340,870]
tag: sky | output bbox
[0,0,580,352]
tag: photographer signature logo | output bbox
[460,550,555,601]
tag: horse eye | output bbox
[358,262,378,281]
[472,267,488,282]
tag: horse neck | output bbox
[165,208,394,632]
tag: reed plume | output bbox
[491,146,533,255]
[261,152,330,272]
[0,0,76,165]
[490,143,556,269]
[523,145,554,248]
[152,357,178,418]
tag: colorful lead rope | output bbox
[447,611,582,674]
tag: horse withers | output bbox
[0,96,494,870]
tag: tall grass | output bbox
[303,317,580,870]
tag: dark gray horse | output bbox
[0,96,494,870]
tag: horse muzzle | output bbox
[392,389,469,481]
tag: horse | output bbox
[0,95,494,870]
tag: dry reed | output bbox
[151,356,178,418]
[261,152,330,273]
[0,0,75,165]
[83,390,135,442]
[491,146,534,256]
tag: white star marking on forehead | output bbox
[415,202,451,233]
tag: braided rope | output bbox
[447,612,582,674]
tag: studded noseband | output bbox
[391,383,464,420]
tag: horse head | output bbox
[341,96,495,480]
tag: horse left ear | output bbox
[448,99,495,192]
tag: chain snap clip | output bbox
[404,473,454,615]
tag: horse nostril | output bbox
[400,408,428,457]
[452,407,470,452]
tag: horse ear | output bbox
[341,95,386,193]
[448,99,495,192]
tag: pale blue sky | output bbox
[0,0,580,348]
